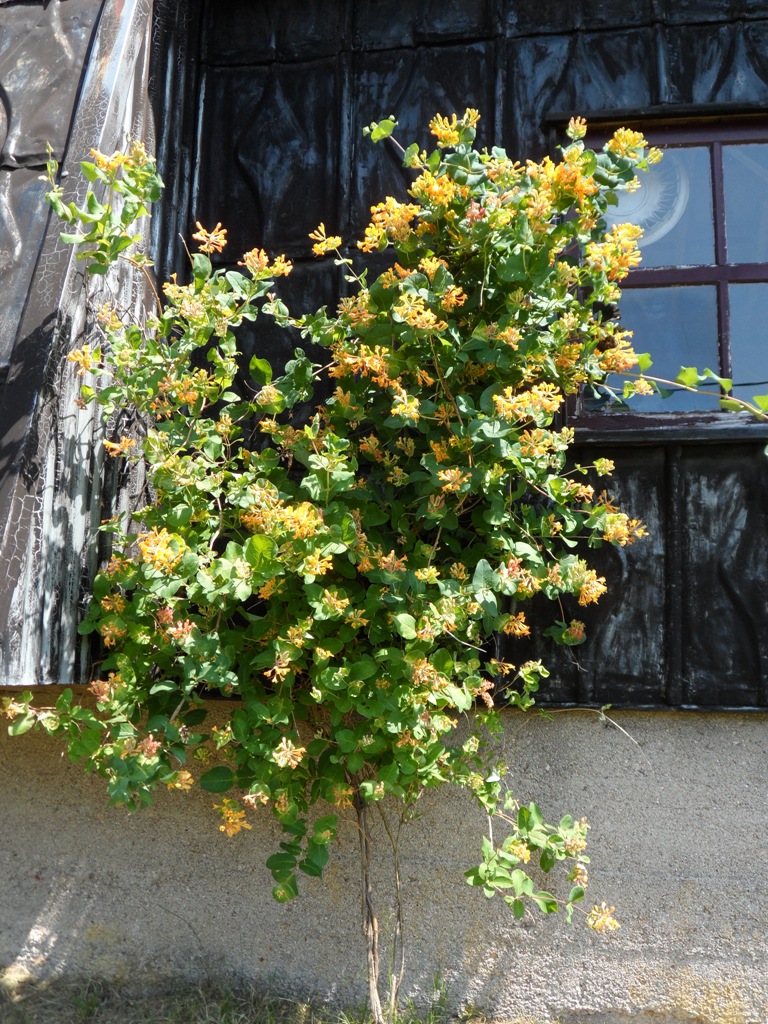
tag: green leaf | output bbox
[636,352,653,372]
[392,613,417,639]
[199,765,236,793]
[312,815,338,843]
[8,712,35,736]
[402,142,420,167]
[266,852,297,873]
[191,252,212,285]
[472,559,498,594]
[149,681,177,694]
[272,874,299,902]
[300,843,330,877]
[703,367,731,390]
[243,534,279,573]
[365,117,398,143]
[250,356,273,385]
[532,891,558,914]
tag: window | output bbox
[576,119,768,424]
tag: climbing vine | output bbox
[2,111,667,1020]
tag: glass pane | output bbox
[729,284,768,403]
[723,144,768,263]
[604,147,714,269]
[586,286,720,414]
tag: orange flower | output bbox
[192,221,227,253]
[103,436,136,457]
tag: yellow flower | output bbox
[192,221,227,253]
[337,293,376,327]
[99,621,127,648]
[577,569,607,606]
[419,256,448,280]
[330,783,354,808]
[239,247,269,274]
[506,841,531,863]
[393,294,446,333]
[494,383,564,423]
[89,147,126,173]
[391,387,421,422]
[89,672,121,701]
[570,862,589,887]
[593,458,615,476]
[346,607,369,628]
[270,255,293,277]
[607,127,647,158]
[501,612,530,637]
[587,902,620,933]
[437,467,471,493]
[138,527,185,572]
[309,223,343,256]
[67,344,96,376]
[321,588,350,615]
[214,798,252,837]
[265,650,294,683]
[302,550,333,576]
[358,197,419,252]
[586,222,643,281]
[602,512,647,546]
[440,285,467,312]
[272,737,306,769]
[243,789,270,808]
[633,377,655,396]
[567,116,588,140]
[409,169,468,209]
[429,113,461,148]
[378,550,408,572]
[598,329,638,373]
[239,248,292,277]
[167,770,194,791]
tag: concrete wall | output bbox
[2,707,767,1023]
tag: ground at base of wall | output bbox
[0,975,725,1024]
[1,978,352,1024]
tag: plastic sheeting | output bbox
[0,0,154,684]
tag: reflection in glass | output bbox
[723,144,768,264]
[604,147,714,269]
[729,283,768,403]
[589,286,720,413]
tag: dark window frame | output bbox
[547,112,768,441]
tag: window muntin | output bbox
[579,121,768,425]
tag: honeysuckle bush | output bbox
[2,110,666,1015]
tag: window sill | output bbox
[571,409,768,445]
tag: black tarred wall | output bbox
[150,0,768,708]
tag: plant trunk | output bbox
[354,791,385,1024]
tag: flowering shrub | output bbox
[2,112,655,1014]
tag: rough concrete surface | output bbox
[1,708,767,1023]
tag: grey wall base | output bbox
[2,709,766,1023]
